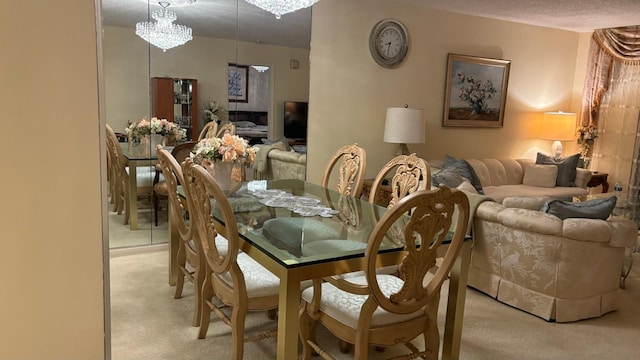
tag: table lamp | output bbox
[540,111,576,158]
[383,105,425,155]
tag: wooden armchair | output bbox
[299,187,470,360]
[152,141,197,226]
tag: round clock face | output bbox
[369,19,409,68]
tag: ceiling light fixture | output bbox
[139,0,196,7]
[135,1,193,52]
[244,0,321,19]
[251,65,270,72]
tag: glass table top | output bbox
[179,179,467,269]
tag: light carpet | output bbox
[110,245,640,359]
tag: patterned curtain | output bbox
[583,26,640,227]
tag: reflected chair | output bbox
[152,141,197,226]
[299,187,470,360]
[261,143,367,256]
[181,158,280,359]
[198,121,218,140]
[105,124,125,214]
[106,124,155,225]
[216,122,236,137]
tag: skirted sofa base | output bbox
[468,201,637,322]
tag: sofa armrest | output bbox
[269,149,305,164]
[575,168,592,188]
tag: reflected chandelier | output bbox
[135,1,193,52]
[244,0,321,19]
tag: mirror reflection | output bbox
[101,0,311,249]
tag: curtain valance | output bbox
[580,26,640,126]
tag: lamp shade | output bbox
[540,111,576,141]
[383,107,425,144]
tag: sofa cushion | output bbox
[431,167,465,188]
[261,136,292,151]
[444,155,484,193]
[541,196,617,220]
[535,153,580,187]
[522,164,558,188]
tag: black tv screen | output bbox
[283,101,308,140]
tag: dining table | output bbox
[170,179,471,360]
[120,142,172,230]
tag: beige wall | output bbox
[306,0,589,182]
[0,1,105,359]
[104,25,310,139]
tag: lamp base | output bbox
[551,141,563,159]
[395,143,410,156]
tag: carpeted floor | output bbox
[109,245,640,360]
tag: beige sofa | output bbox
[468,198,637,322]
[431,158,591,203]
[252,143,306,180]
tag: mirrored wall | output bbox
[101,0,311,249]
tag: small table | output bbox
[587,172,609,193]
[361,178,393,206]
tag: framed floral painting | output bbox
[443,54,511,127]
[228,63,249,103]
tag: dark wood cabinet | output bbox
[152,77,198,140]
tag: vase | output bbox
[202,159,245,195]
[149,134,166,154]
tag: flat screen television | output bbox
[283,101,308,140]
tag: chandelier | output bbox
[139,0,196,6]
[244,0,321,19]
[251,65,270,72]
[135,2,193,52]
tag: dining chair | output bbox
[156,146,211,327]
[152,141,197,226]
[321,143,367,198]
[261,143,367,256]
[105,124,125,214]
[368,153,431,209]
[301,153,430,259]
[216,122,236,137]
[105,124,155,225]
[181,157,280,359]
[197,121,218,140]
[299,186,470,360]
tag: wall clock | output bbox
[369,18,409,69]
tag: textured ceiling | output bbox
[101,0,640,49]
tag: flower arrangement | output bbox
[125,117,187,141]
[456,72,497,115]
[576,124,599,158]
[190,133,257,166]
[202,100,228,124]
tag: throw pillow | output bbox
[456,179,479,194]
[540,196,617,220]
[261,136,292,151]
[443,155,484,194]
[535,153,580,187]
[431,167,465,188]
[522,164,558,188]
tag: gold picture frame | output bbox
[443,54,511,127]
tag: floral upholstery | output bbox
[469,200,637,322]
[253,144,306,180]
